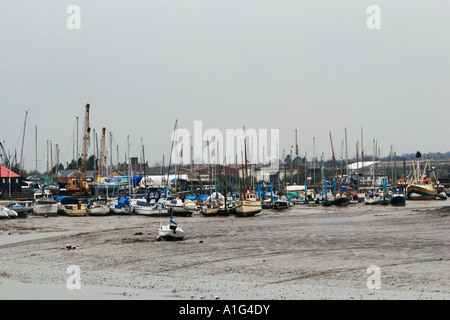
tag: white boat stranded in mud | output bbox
[158,219,185,241]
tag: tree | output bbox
[415,151,422,159]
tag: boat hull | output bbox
[135,206,168,216]
[271,201,290,210]
[87,205,110,216]
[390,195,406,205]
[33,203,58,216]
[0,206,18,218]
[406,184,437,200]
[158,225,185,240]
[234,200,262,217]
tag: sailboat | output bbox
[234,130,262,217]
[158,216,185,240]
[87,197,110,216]
[158,119,185,240]
[329,132,350,206]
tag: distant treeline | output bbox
[387,151,450,161]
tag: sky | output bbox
[0,0,449,172]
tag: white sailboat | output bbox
[158,218,185,240]
[134,200,168,216]
[87,197,110,216]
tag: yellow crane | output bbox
[67,104,91,194]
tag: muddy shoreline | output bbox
[0,201,449,300]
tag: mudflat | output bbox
[0,201,449,300]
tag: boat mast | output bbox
[166,120,178,198]
[19,110,28,176]
[329,132,341,196]
[356,142,360,191]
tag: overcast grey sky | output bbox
[1,0,449,172]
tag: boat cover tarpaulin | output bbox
[56,196,79,204]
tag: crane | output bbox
[67,104,90,194]
[80,104,91,190]
[0,142,10,167]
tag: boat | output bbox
[164,198,193,217]
[134,200,168,216]
[364,191,381,205]
[62,203,87,216]
[182,200,200,213]
[234,190,262,217]
[87,197,110,216]
[200,198,220,215]
[271,196,290,210]
[56,196,81,215]
[406,157,441,200]
[32,190,58,216]
[0,205,18,218]
[234,130,262,217]
[406,181,438,200]
[158,218,185,241]
[390,191,406,205]
[9,203,33,217]
[200,192,231,216]
[334,195,350,206]
[328,132,351,207]
[109,197,133,214]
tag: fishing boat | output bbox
[406,181,438,200]
[87,197,110,216]
[406,157,441,200]
[235,190,262,217]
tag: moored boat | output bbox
[234,190,262,217]
[87,197,110,216]
[134,200,168,216]
[390,193,406,205]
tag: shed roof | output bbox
[0,166,20,178]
